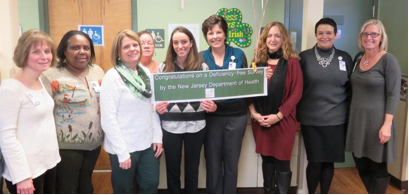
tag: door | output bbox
[48,0,132,169]
[323,0,375,168]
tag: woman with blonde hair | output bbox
[0,30,60,194]
[249,21,303,194]
[346,19,400,194]
[100,29,162,193]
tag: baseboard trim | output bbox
[389,173,408,192]
[158,186,298,194]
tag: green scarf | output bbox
[115,59,152,98]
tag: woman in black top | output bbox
[298,18,353,194]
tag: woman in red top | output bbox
[249,21,303,194]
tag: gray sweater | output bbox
[298,45,353,126]
[345,53,401,163]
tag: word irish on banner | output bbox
[151,68,267,103]
[216,8,253,48]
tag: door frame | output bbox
[39,0,140,34]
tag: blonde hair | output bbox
[111,29,141,66]
[358,19,388,51]
[13,29,56,68]
[254,21,299,64]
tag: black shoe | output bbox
[276,172,292,194]
[262,161,276,194]
[369,176,389,194]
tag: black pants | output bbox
[205,115,247,194]
[353,156,388,178]
[6,167,57,194]
[56,146,101,193]
[163,128,206,194]
[261,155,290,172]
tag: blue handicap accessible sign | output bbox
[78,25,104,46]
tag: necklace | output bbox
[363,52,380,66]
[314,46,335,68]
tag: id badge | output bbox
[91,81,101,93]
[339,61,346,71]
[228,62,236,70]
[27,92,41,106]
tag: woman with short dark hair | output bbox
[298,18,353,194]
[199,14,247,194]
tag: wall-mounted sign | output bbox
[146,29,165,48]
[216,8,253,48]
[78,25,104,46]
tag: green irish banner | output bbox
[216,8,253,48]
[151,68,267,103]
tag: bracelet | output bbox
[276,114,282,121]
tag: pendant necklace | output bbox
[363,52,380,66]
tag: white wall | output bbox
[0,0,19,82]
[298,0,324,193]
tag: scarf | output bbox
[267,48,283,59]
[253,56,287,129]
[115,59,152,98]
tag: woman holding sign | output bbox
[155,26,215,194]
[199,15,248,194]
[100,29,162,193]
[249,21,303,194]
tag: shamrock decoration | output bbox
[216,8,253,48]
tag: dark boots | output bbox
[360,175,390,194]
[370,176,389,194]
[360,175,372,193]
[276,172,292,194]
[262,162,276,194]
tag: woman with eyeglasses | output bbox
[297,18,353,194]
[137,31,159,73]
[345,19,400,194]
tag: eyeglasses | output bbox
[141,42,154,47]
[360,33,380,38]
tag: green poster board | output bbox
[216,8,253,48]
[151,68,267,103]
